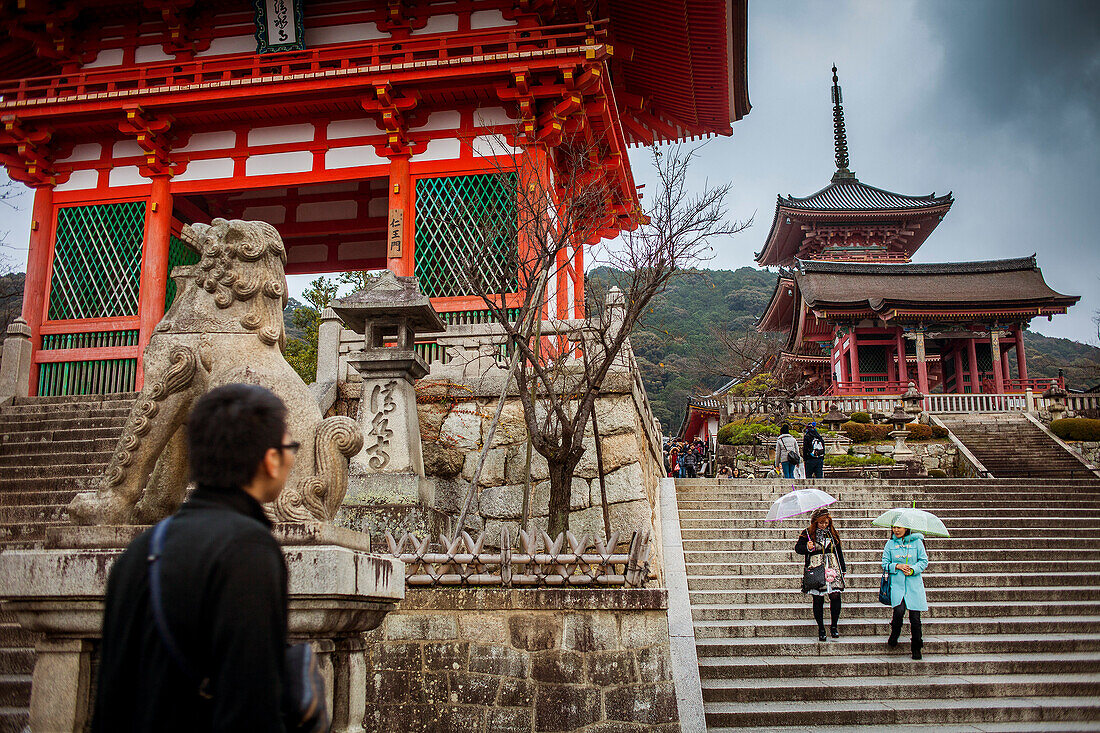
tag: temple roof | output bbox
[795,256,1080,318]
[779,178,954,213]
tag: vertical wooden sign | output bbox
[254,0,306,54]
[388,208,404,258]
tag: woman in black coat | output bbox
[795,507,847,640]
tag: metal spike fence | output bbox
[384,528,651,588]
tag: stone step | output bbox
[0,649,32,676]
[696,651,1100,680]
[681,548,1097,564]
[700,672,1100,703]
[0,451,113,468]
[0,416,128,435]
[684,559,1100,576]
[702,695,1100,727]
[0,463,108,481]
[681,537,1097,553]
[694,633,1100,658]
[0,489,82,507]
[685,572,1100,591]
[0,426,127,444]
[0,707,29,733]
[0,504,70,523]
[676,503,1100,513]
[688,587,1100,604]
[11,392,137,406]
[0,401,133,417]
[679,527,1100,539]
[712,723,1100,732]
[0,437,118,455]
[0,476,92,493]
[0,676,29,709]
[692,615,1100,638]
[691,600,1100,621]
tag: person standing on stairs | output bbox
[882,526,929,659]
[795,507,846,640]
[802,422,826,479]
[774,425,800,479]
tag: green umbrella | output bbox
[871,507,950,538]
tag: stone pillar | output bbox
[386,155,413,277]
[1015,324,1029,382]
[0,317,33,401]
[967,337,980,393]
[914,331,929,395]
[316,307,342,385]
[29,638,95,732]
[21,184,54,394]
[137,174,173,388]
[990,330,1004,394]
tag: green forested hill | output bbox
[629,268,1100,431]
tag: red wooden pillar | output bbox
[136,175,173,388]
[1014,324,1028,382]
[990,330,1004,393]
[834,333,848,386]
[387,155,413,277]
[848,330,860,389]
[1000,343,1011,387]
[22,185,55,394]
[572,242,584,318]
[895,327,908,383]
[967,337,980,393]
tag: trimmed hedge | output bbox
[928,469,948,478]
[717,419,781,446]
[843,421,949,443]
[850,411,872,424]
[1051,418,1100,441]
[825,453,895,467]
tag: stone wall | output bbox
[361,588,678,732]
[1067,441,1100,466]
[850,440,959,474]
[336,368,667,577]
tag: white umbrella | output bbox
[766,487,838,522]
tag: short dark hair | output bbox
[780,424,790,434]
[187,384,288,490]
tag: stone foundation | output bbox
[1069,441,1100,466]
[851,440,958,473]
[361,588,678,732]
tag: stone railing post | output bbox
[316,307,342,385]
[0,317,33,402]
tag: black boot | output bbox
[830,626,839,638]
[818,627,827,641]
[911,644,922,660]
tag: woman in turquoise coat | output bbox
[881,526,928,659]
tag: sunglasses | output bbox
[278,441,301,455]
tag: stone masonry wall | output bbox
[850,441,959,473]
[361,588,678,732]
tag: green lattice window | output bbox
[976,343,993,372]
[48,202,145,321]
[165,235,201,310]
[415,173,518,298]
[858,345,888,377]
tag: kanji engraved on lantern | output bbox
[365,379,398,470]
[388,208,404,258]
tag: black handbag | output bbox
[801,564,826,593]
[878,568,892,606]
[148,517,330,733]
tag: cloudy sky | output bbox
[1,0,1097,343]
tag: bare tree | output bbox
[441,141,749,536]
[0,177,26,331]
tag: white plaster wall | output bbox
[112,140,144,159]
[307,22,386,45]
[367,197,388,217]
[416,138,461,161]
[135,44,173,64]
[56,144,102,163]
[287,244,329,264]
[328,118,384,139]
[84,49,124,68]
[338,240,384,260]
[196,35,256,57]
[474,107,514,127]
[178,131,237,153]
[297,200,357,222]
[241,205,286,224]
[415,111,462,132]
[173,158,235,182]
[108,166,145,187]
[246,151,313,176]
[472,134,512,158]
[326,145,385,169]
[55,170,99,192]
[248,124,315,147]
[412,14,459,34]
[470,10,517,29]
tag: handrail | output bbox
[0,21,608,105]
[928,414,991,478]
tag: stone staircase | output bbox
[676,477,1100,731]
[0,393,134,733]
[937,413,1094,478]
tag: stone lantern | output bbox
[822,402,850,456]
[886,402,915,462]
[1043,379,1069,422]
[331,272,445,483]
[901,381,924,421]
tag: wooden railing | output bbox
[0,21,607,107]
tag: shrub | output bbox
[825,453,895,467]
[931,424,949,439]
[906,423,932,441]
[850,411,872,424]
[717,419,782,446]
[928,469,947,478]
[842,421,891,443]
[1051,418,1100,442]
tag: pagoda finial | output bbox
[831,65,854,181]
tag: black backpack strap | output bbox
[147,517,212,699]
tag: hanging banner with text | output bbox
[254,0,306,54]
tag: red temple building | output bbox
[0,0,749,396]
[756,67,1078,397]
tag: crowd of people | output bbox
[663,437,709,478]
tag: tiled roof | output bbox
[780,178,953,212]
[799,256,1039,276]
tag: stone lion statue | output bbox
[69,218,363,526]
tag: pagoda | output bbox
[0,0,750,397]
[756,67,1078,397]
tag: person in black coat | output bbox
[92,384,298,733]
[795,507,847,640]
[802,422,826,479]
